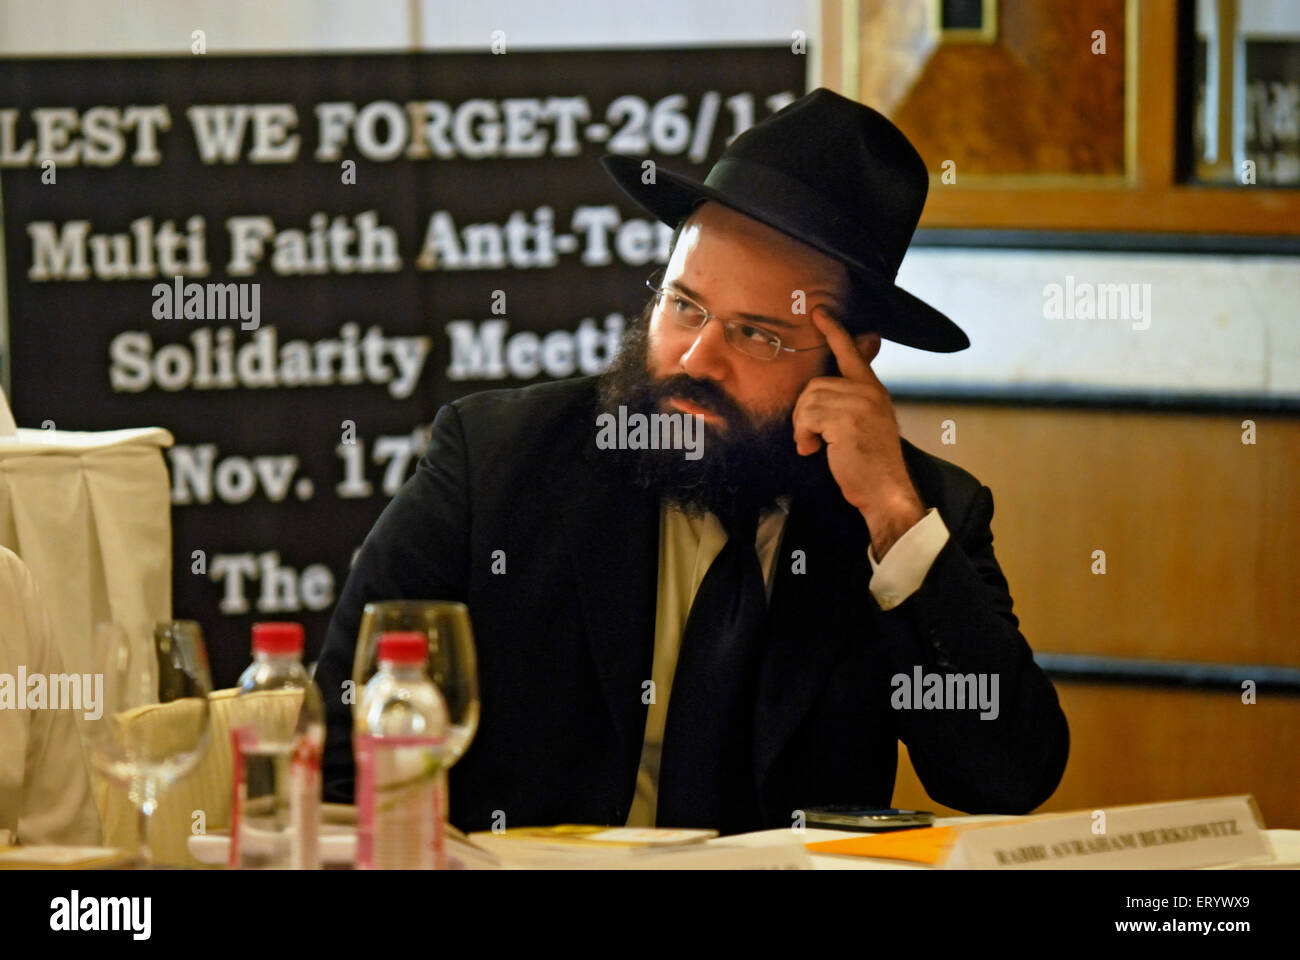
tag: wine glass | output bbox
[86,620,212,866]
[352,602,480,818]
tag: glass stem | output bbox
[134,780,159,867]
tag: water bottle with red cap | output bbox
[230,621,325,869]
[355,631,449,869]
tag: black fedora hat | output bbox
[600,87,969,353]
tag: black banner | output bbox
[0,49,804,686]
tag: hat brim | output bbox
[600,154,969,353]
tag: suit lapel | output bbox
[754,443,938,801]
[556,444,660,763]
[754,473,871,787]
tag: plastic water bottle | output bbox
[355,631,449,870]
[230,622,325,869]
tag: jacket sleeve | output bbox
[874,483,1070,814]
[315,402,472,802]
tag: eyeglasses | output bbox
[645,270,831,361]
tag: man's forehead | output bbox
[670,202,848,305]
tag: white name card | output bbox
[943,795,1272,869]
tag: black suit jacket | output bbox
[316,375,1069,832]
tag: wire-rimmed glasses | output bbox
[645,269,830,361]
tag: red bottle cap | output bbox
[376,631,429,665]
[251,622,304,655]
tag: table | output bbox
[711,819,1300,869]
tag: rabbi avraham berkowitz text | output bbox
[315,88,1069,835]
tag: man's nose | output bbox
[679,318,732,381]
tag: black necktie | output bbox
[656,503,768,835]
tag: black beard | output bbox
[595,305,828,518]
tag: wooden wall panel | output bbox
[893,403,1300,666]
[892,683,1300,827]
[885,402,1299,829]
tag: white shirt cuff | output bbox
[867,507,950,611]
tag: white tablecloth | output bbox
[0,424,174,702]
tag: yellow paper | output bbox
[806,826,955,864]
[473,824,716,848]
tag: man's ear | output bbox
[854,331,882,365]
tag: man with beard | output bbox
[315,89,1069,835]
